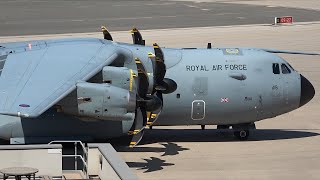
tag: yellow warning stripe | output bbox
[129,69,133,91]
[130,28,138,33]
[129,69,137,91]
[101,26,107,31]
[130,142,136,145]
[148,52,155,58]
[135,58,141,64]
[128,129,141,135]
[153,43,159,48]
[151,114,157,118]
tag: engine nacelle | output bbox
[76,82,136,121]
[103,66,131,90]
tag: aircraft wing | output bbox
[0,38,119,118]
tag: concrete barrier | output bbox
[0,144,62,177]
[88,144,138,180]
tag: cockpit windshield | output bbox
[287,63,296,71]
[281,64,291,74]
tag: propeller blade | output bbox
[136,58,149,98]
[153,43,164,62]
[131,28,145,45]
[128,107,146,147]
[146,44,178,128]
[127,57,151,147]
[149,44,166,95]
[101,26,113,41]
[146,110,161,128]
[146,91,163,127]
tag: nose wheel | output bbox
[232,123,255,140]
[234,130,250,140]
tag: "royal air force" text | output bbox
[186,64,247,71]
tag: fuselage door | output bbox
[191,100,205,120]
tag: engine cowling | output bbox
[77,82,136,121]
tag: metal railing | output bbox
[49,141,88,179]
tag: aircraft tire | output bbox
[234,130,250,140]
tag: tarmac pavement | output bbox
[0,0,320,36]
[0,1,320,179]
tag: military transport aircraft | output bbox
[0,27,317,147]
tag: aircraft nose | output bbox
[299,75,315,107]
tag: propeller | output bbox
[128,57,161,147]
[131,28,145,45]
[101,26,113,41]
[97,27,176,147]
[128,43,178,147]
[145,44,178,127]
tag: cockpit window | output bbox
[287,63,295,71]
[281,64,291,74]
[272,63,280,74]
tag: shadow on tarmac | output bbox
[116,142,190,156]
[137,128,320,145]
[114,128,319,173]
[126,157,174,173]
[0,129,317,173]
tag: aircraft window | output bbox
[281,64,291,74]
[272,63,280,74]
[287,63,295,71]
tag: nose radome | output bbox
[300,75,315,107]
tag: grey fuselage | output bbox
[0,39,313,143]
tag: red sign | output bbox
[276,16,293,24]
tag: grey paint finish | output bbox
[0,38,313,142]
[155,48,301,125]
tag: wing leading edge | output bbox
[0,38,119,118]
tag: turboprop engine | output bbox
[57,27,177,147]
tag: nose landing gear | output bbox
[231,123,255,140]
[234,130,250,140]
